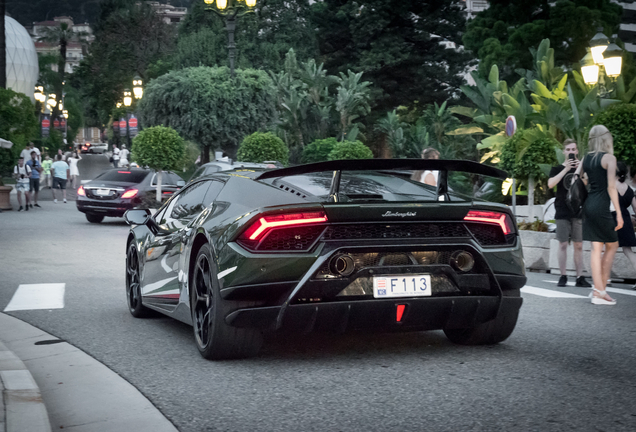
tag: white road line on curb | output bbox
[542,280,636,297]
[521,286,588,298]
[3,283,65,312]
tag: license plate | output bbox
[96,189,110,196]
[373,275,432,298]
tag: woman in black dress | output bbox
[575,125,623,305]
[613,162,636,288]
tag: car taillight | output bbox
[121,189,138,199]
[77,186,86,196]
[464,210,514,235]
[242,211,328,241]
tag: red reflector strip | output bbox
[246,212,328,241]
[121,189,138,199]
[464,210,512,235]
[77,186,86,196]
[396,304,406,322]
[117,171,131,174]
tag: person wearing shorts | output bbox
[13,157,32,211]
[548,139,592,287]
[26,150,43,208]
[51,154,70,204]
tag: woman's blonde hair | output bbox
[421,147,440,159]
[588,125,614,155]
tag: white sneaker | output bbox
[63,199,67,203]
[54,199,57,203]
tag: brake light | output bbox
[464,210,513,235]
[118,171,131,174]
[77,186,86,196]
[242,211,328,241]
[121,189,138,199]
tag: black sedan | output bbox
[77,168,185,223]
[124,159,525,360]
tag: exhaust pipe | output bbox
[450,250,475,273]
[330,254,356,276]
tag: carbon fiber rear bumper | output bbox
[225,294,522,333]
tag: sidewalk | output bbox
[0,312,178,432]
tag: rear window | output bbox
[95,170,148,183]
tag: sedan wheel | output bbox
[86,213,104,223]
[126,243,152,318]
[191,244,263,360]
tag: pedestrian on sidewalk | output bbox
[612,161,636,290]
[20,142,41,164]
[12,156,31,211]
[51,154,70,204]
[26,151,43,208]
[41,154,53,188]
[119,144,129,168]
[57,149,67,161]
[112,144,120,168]
[68,151,81,189]
[574,125,622,305]
[548,139,591,288]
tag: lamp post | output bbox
[133,75,144,100]
[203,0,257,77]
[123,89,132,147]
[580,28,623,97]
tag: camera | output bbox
[20,174,25,179]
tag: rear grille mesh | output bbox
[464,223,506,246]
[239,226,325,252]
[322,223,470,241]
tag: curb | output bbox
[0,341,51,432]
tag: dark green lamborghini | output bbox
[124,159,525,359]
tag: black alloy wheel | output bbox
[191,244,263,360]
[126,243,152,318]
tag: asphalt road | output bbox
[1,156,635,431]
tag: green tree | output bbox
[590,103,636,169]
[301,138,338,163]
[0,88,38,179]
[312,0,472,115]
[335,71,372,141]
[136,66,276,163]
[237,132,289,165]
[463,0,624,81]
[328,141,373,160]
[131,126,185,202]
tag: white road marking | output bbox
[542,280,636,297]
[521,286,587,298]
[4,283,65,312]
[217,266,237,280]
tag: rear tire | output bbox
[86,213,104,223]
[191,244,263,360]
[443,289,521,345]
[126,243,152,318]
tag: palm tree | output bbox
[335,71,371,141]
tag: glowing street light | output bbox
[132,75,144,99]
[123,90,132,107]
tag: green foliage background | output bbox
[590,104,636,170]
[137,66,276,159]
[0,89,38,177]
[237,132,289,166]
[301,138,338,164]
[328,141,374,160]
[131,126,185,171]
[500,130,559,180]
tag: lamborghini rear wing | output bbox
[255,159,509,202]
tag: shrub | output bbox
[301,138,338,163]
[328,140,374,160]
[132,126,186,202]
[500,130,558,180]
[0,88,38,178]
[590,104,636,170]
[237,132,289,165]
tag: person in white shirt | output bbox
[112,144,121,167]
[13,156,32,211]
[119,144,130,168]
[411,147,440,186]
[20,143,41,163]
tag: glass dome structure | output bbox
[4,16,39,100]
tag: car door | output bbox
[141,181,212,308]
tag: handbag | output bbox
[566,172,588,217]
[109,156,114,163]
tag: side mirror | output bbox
[177,180,186,187]
[124,209,150,225]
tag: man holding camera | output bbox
[13,156,31,211]
[548,139,592,287]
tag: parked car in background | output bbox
[80,142,109,154]
[189,160,276,182]
[77,168,185,223]
[123,159,525,360]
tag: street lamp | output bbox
[34,86,45,104]
[590,29,609,65]
[132,75,144,100]
[46,94,57,109]
[123,89,132,107]
[204,0,258,77]
[580,28,623,97]
[580,52,599,85]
